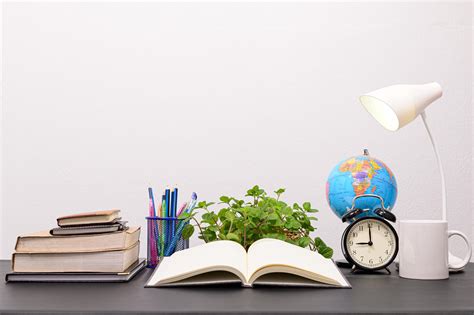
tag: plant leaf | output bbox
[178,212,191,220]
[267,213,279,223]
[319,247,334,259]
[298,236,311,248]
[197,201,207,208]
[314,237,333,258]
[225,211,236,221]
[219,196,230,203]
[226,232,240,243]
[274,188,285,195]
[314,236,325,248]
[280,206,292,216]
[181,224,194,240]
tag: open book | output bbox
[146,238,350,288]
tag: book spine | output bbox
[14,236,21,251]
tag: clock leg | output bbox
[335,259,353,269]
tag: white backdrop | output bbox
[2,1,472,260]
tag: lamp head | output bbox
[359,82,442,131]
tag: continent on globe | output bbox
[326,149,397,222]
[339,157,383,195]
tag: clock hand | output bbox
[356,242,370,245]
[368,224,373,246]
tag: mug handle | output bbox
[447,230,472,271]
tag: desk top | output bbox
[1,260,473,314]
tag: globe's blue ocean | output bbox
[326,154,397,223]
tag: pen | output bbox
[176,202,188,217]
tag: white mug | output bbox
[399,220,472,280]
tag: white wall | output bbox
[2,1,472,261]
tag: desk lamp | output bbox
[358,82,446,221]
[359,82,471,267]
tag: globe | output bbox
[326,150,397,223]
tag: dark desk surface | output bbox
[1,260,473,315]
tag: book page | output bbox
[146,240,247,286]
[247,238,349,286]
[154,271,243,287]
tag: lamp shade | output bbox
[359,82,443,131]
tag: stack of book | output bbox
[6,210,144,282]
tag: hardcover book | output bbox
[6,258,145,282]
[57,209,121,227]
[146,238,350,288]
[12,242,139,273]
[49,221,128,236]
[15,227,140,253]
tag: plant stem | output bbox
[229,220,233,234]
[192,217,208,243]
[204,206,221,229]
[243,212,247,249]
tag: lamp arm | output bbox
[420,111,447,221]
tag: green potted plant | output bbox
[179,185,333,258]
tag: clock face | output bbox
[343,217,398,270]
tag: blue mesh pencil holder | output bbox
[146,216,189,268]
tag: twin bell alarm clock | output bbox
[326,150,398,273]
